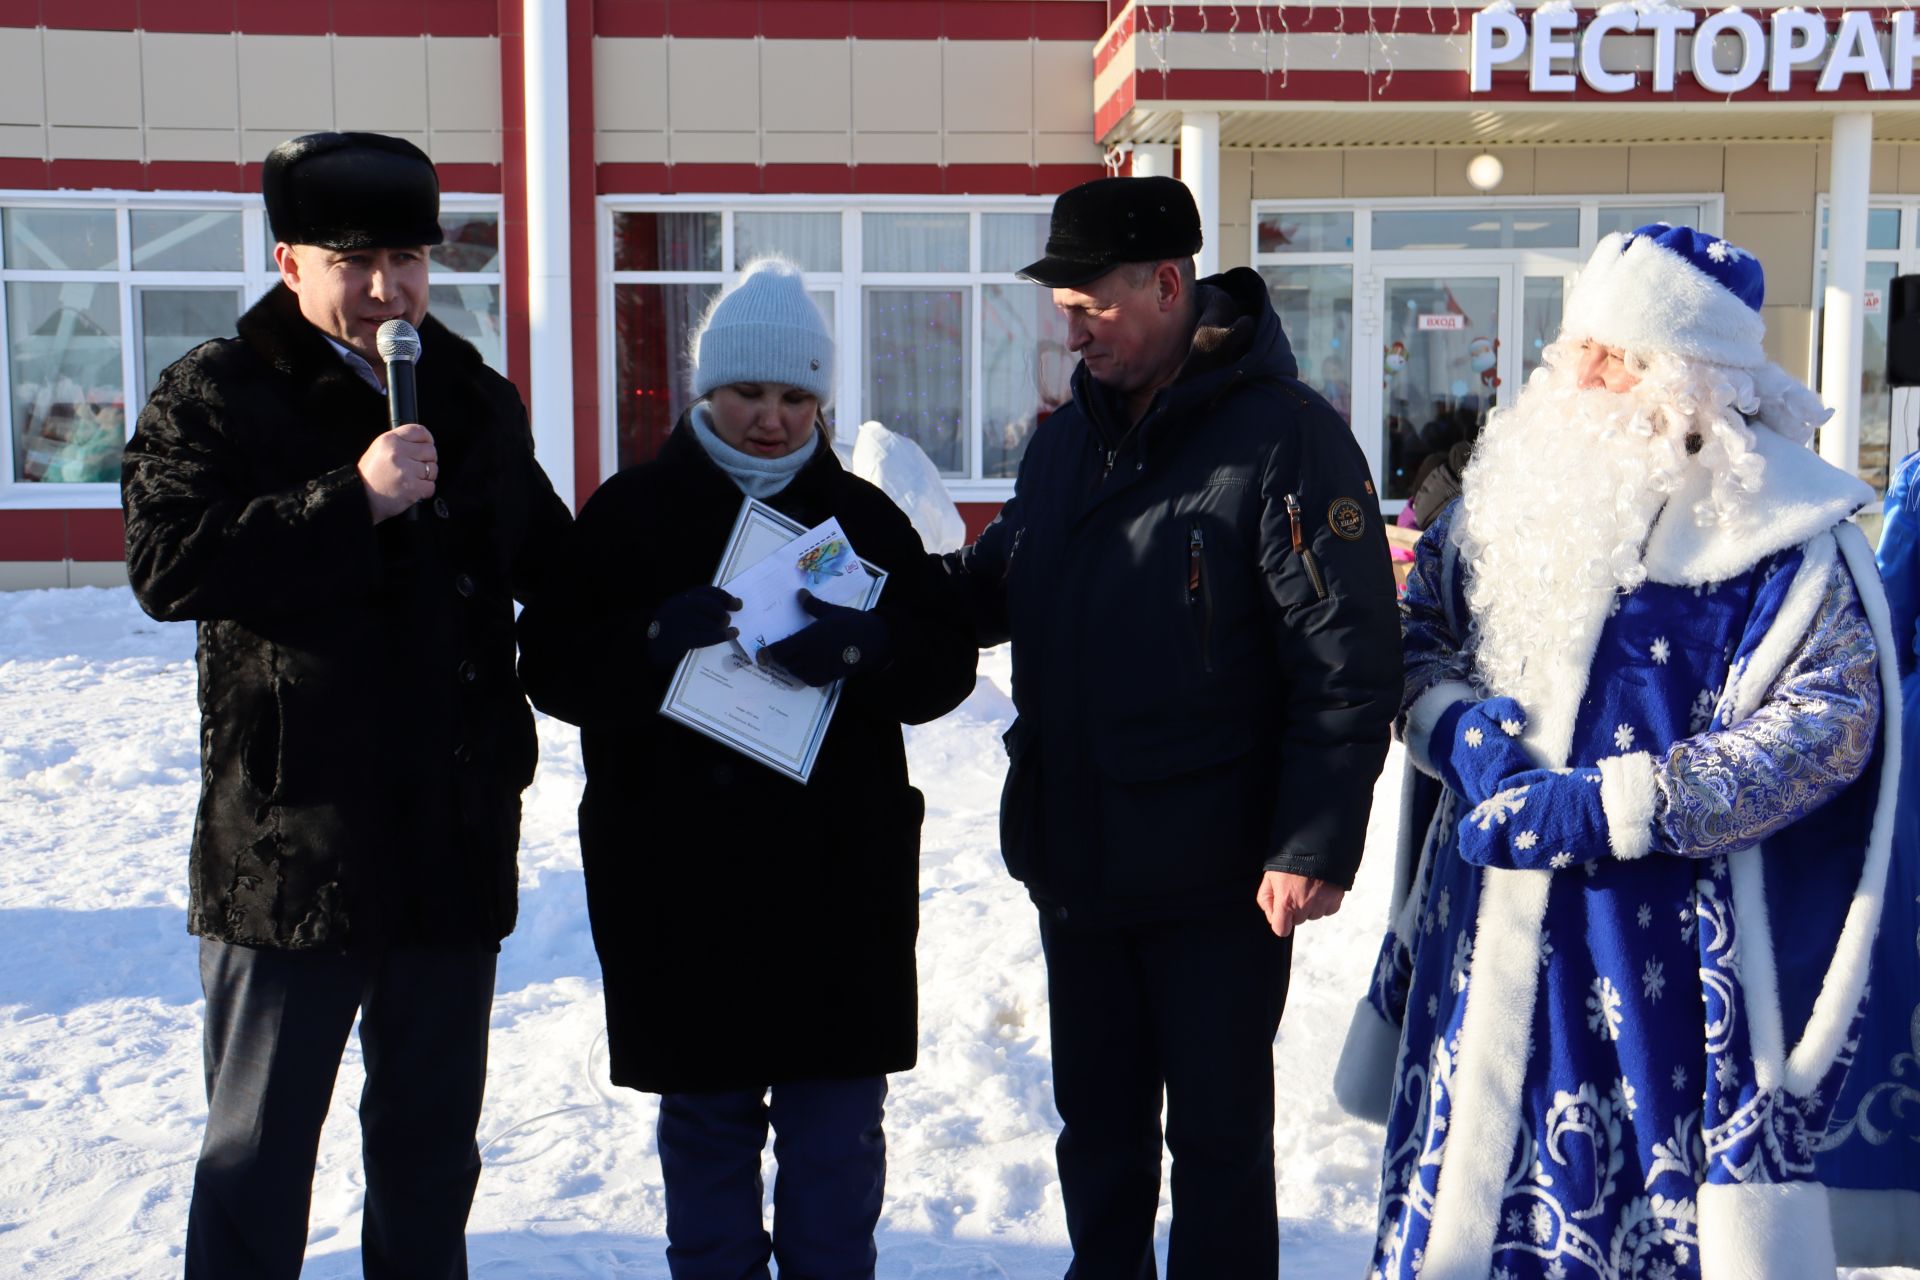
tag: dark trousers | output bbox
[1039,908,1293,1280]
[657,1076,888,1280]
[184,937,496,1280]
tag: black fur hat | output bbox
[1019,175,1202,288]
[263,132,444,250]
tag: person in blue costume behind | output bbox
[1878,448,1920,905]
[1335,224,1919,1279]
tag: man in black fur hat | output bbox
[122,131,571,1278]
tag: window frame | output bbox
[0,189,504,510]
[1810,193,1912,496]
[598,194,1058,500]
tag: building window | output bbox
[0,194,503,503]
[603,201,1068,495]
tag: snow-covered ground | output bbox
[0,586,1911,1279]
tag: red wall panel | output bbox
[0,511,66,561]
[66,510,127,562]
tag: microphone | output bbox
[376,318,421,429]
[376,319,423,520]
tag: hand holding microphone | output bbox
[356,319,434,524]
[358,424,437,523]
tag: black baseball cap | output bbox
[1019,175,1203,288]
[263,131,444,250]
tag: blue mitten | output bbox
[1430,696,1536,806]
[1457,768,1610,870]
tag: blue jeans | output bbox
[657,1077,888,1280]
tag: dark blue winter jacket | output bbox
[948,267,1402,919]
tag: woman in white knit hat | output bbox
[517,258,977,1278]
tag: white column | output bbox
[1133,143,1174,179]
[1178,112,1220,278]
[525,0,576,510]
[1819,111,1873,479]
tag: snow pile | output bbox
[831,420,970,554]
[1,587,1910,1278]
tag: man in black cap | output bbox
[943,175,1402,1274]
[121,131,571,1278]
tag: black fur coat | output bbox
[122,284,572,951]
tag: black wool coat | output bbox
[516,422,978,1094]
[123,284,572,952]
[947,267,1404,920]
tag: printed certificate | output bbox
[659,498,886,784]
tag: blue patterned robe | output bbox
[1337,430,1919,1280]
[1878,449,1920,884]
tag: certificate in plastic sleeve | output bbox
[658,497,886,784]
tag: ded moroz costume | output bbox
[1337,224,1920,1279]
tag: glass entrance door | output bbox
[1373,270,1508,502]
[1361,266,1575,505]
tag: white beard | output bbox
[1456,365,1695,712]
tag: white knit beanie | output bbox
[692,257,834,404]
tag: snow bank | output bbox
[1,588,1909,1278]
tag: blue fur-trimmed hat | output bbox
[1560,223,1767,368]
[693,257,835,405]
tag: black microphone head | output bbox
[376,318,421,365]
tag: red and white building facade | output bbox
[0,0,1911,586]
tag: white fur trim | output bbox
[1641,427,1870,588]
[1729,843,1786,1093]
[1519,603,1606,770]
[1596,751,1657,860]
[1403,680,1477,780]
[1334,997,1403,1125]
[1697,1182,1836,1279]
[1726,531,1837,721]
[1827,1188,1920,1267]
[1422,868,1552,1277]
[1782,524,1903,1094]
[1561,230,1768,369]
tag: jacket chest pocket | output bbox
[1185,522,1215,674]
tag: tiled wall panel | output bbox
[595,35,1096,185]
[0,28,500,173]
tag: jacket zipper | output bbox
[1187,524,1214,672]
[1285,493,1329,601]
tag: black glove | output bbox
[757,589,892,687]
[645,585,742,670]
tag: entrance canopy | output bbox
[1114,103,1920,151]
[1095,2,1920,149]
[1091,1,1907,480]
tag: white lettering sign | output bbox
[1470,3,1910,96]
[1419,314,1468,331]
